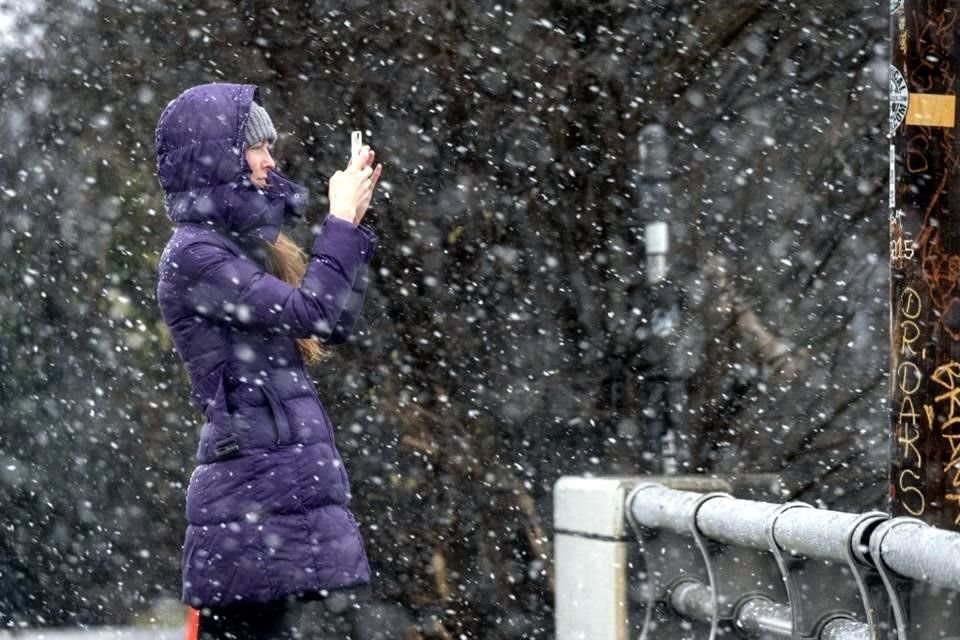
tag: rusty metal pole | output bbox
[890,0,960,532]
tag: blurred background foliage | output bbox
[0,0,886,636]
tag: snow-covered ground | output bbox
[0,628,181,639]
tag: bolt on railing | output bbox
[554,476,960,640]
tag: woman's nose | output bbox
[264,150,276,169]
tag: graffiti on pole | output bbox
[894,286,925,517]
[891,1,960,531]
[931,362,960,523]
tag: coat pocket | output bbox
[260,384,292,445]
[198,367,241,463]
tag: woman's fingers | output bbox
[363,165,382,199]
[358,165,381,198]
[335,146,383,225]
[359,148,375,172]
[347,145,375,171]
[369,163,383,189]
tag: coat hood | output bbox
[155,83,308,242]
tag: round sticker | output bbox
[890,66,909,133]
[891,0,903,14]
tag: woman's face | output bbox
[245,141,275,188]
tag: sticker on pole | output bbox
[890,66,909,134]
[891,0,903,13]
[890,144,896,211]
[906,93,957,128]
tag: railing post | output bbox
[889,0,960,532]
[554,477,637,640]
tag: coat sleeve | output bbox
[177,215,377,341]
[327,224,378,344]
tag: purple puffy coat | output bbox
[154,83,375,607]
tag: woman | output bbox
[154,83,382,638]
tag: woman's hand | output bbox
[329,145,383,225]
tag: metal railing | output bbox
[553,476,960,640]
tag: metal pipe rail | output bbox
[553,476,960,640]
[669,581,870,640]
[626,483,960,591]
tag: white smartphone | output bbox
[351,130,363,158]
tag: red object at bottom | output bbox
[185,607,199,640]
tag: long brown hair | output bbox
[263,232,330,365]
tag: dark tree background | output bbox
[0,1,887,637]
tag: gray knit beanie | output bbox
[244,102,277,148]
